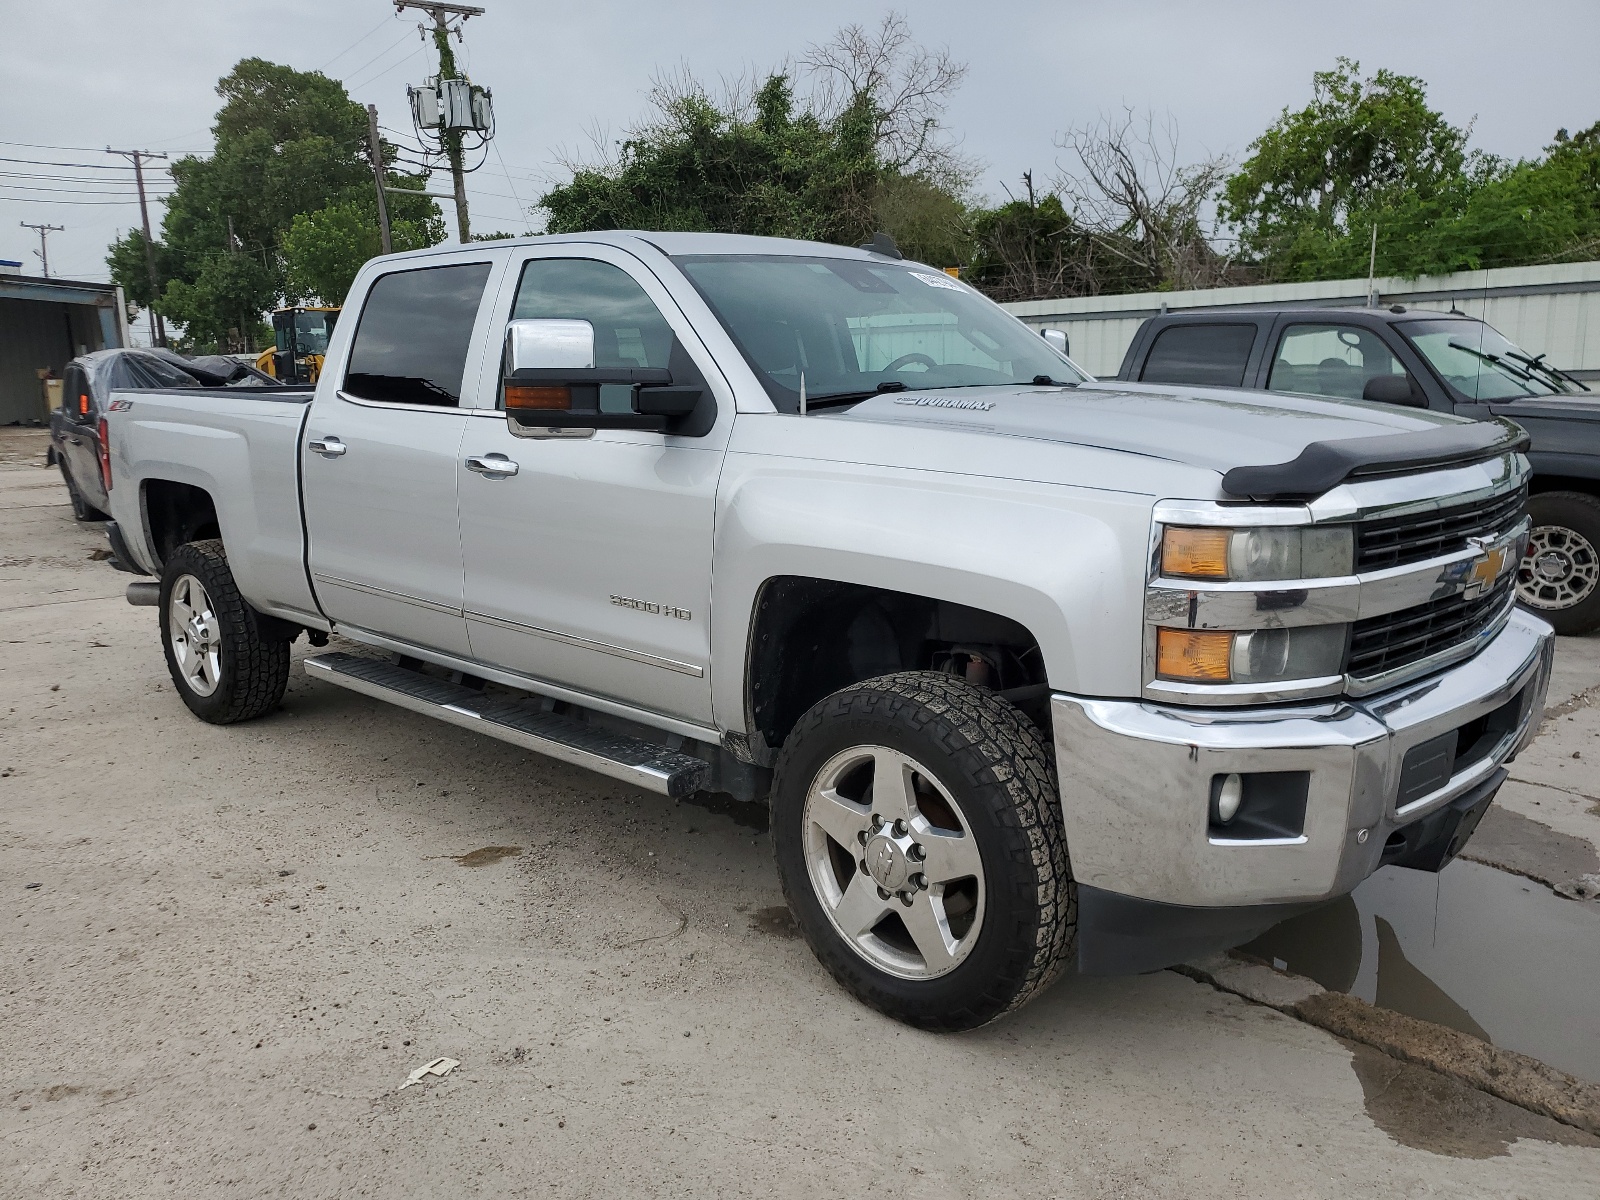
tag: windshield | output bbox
[674,254,1088,411]
[1399,318,1583,401]
[295,311,333,356]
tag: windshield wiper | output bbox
[1446,340,1543,387]
[801,382,906,411]
[1504,348,1591,393]
[1032,374,1079,388]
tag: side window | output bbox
[1140,324,1256,387]
[510,258,690,413]
[343,262,492,407]
[1268,324,1405,401]
[62,364,91,420]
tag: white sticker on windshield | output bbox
[910,271,963,291]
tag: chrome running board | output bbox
[304,652,709,799]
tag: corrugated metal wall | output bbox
[0,297,111,424]
[1001,260,1600,381]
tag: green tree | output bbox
[105,230,167,309]
[282,201,441,306]
[1221,58,1472,279]
[539,15,973,266]
[965,178,1094,301]
[108,58,440,349]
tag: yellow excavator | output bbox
[255,306,340,385]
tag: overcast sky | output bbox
[6,0,1598,307]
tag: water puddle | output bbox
[1245,859,1600,1083]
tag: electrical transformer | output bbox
[408,82,440,129]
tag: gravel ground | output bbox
[4,425,1599,1198]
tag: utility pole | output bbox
[1366,223,1379,309]
[365,104,393,255]
[394,1,484,243]
[107,148,169,347]
[19,221,63,278]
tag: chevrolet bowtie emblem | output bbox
[1463,535,1512,597]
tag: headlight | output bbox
[1161,525,1353,582]
[1156,625,1348,684]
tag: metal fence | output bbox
[1000,260,1600,382]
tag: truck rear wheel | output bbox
[771,671,1074,1031]
[159,539,289,724]
[1518,491,1600,635]
[60,463,107,522]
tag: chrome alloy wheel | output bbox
[801,745,985,980]
[1518,524,1600,611]
[168,573,222,697]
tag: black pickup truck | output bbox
[1115,306,1600,634]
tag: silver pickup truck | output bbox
[102,232,1553,1030]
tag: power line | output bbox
[0,193,163,206]
[318,13,399,71]
[0,154,137,171]
[341,27,420,87]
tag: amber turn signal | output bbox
[504,384,572,411]
[1155,628,1233,682]
[1161,526,1231,579]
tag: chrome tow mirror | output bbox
[501,317,701,430]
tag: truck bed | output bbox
[108,386,320,624]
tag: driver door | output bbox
[456,245,732,724]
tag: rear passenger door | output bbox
[1136,322,1262,388]
[303,259,498,659]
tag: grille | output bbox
[1355,485,1527,574]
[1346,576,1514,680]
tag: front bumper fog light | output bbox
[1214,773,1243,824]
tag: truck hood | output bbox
[1489,394,1600,424]
[833,380,1467,475]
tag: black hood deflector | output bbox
[1220,418,1529,501]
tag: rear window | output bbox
[1140,324,1257,388]
[343,263,492,406]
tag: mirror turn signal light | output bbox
[1161,526,1231,579]
[504,383,572,411]
[1156,628,1233,681]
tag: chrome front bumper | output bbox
[1051,608,1554,910]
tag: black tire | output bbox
[60,463,107,522]
[158,539,289,724]
[1519,491,1600,636]
[772,671,1074,1031]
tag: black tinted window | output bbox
[1140,324,1257,388]
[345,263,492,406]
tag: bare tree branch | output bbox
[1055,108,1239,291]
[801,10,974,186]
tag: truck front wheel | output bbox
[772,671,1074,1031]
[1518,491,1600,635]
[159,539,289,724]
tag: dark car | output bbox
[1115,306,1600,634]
[48,348,279,521]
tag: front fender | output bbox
[709,454,1153,734]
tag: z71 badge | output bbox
[610,595,691,620]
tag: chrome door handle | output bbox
[308,436,347,458]
[465,453,519,477]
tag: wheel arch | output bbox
[141,477,222,570]
[737,576,1052,765]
